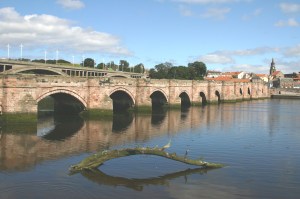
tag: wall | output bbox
[0,74,270,114]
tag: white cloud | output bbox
[223,64,267,73]
[198,47,279,69]
[56,0,85,10]
[242,8,262,20]
[0,7,131,55]
[275,18,299,27]
[269,59,300,73]
[201,7,231,20]
[279,3,300,14]
[223,47,279,56]
[178,5,194,16]
[174,0,247,4]
[283,44,300,57]
[199,54,234,64]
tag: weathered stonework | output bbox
[0,74,270,114]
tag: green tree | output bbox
[134,63,144,73]
[82,58,95,67]
[150,62,173,79]
[106,61,118,71]
[97,63,106,69]
[119,60,129,72]
[57,59,71,64]
[188,61,207,80]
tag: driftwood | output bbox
[69,145,224,174]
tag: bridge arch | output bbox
[109,88,135,112]
[37,89,87,107]
[6,67,68,76]
[215,90,221,103]
[150,89,168,109]
[200,91,207,105]
[109,88,136,105]
[150,89,169,102]
[179,91,191,107]
[108,75,128,78]
[37,89,87,115]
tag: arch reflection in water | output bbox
[151,108,167,126]
[112,112,134,133]
[80,167,215,191]
[37,115,84,141]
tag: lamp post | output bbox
[44,50,47,64]
[20,44,23,60]
[72,55,74,66]
[56,50,59,64]
[7,44,10,59]
[82,55,85,67]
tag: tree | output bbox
[134,63,144,73]
[82,58,95,68]
[188,61,207,80]
[97,63,106,69]
[106,61,118,71]
[151,62,173,79]
[32,59,71,65]
[57,59,71,64]
[119,60,129,72]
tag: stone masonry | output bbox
[0,74,270,114]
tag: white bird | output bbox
[161,140,171,151]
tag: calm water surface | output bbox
[0,99,300,199]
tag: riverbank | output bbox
[271,94,300,99]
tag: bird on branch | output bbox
[184,149,190,160]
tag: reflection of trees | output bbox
[80,167,215,191]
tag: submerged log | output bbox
[69,146,224,174]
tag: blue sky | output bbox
[0,0,299,74]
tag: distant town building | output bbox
[268,59,299,88]
[206,70,222,78]
[269,58,276,75]
[271,71,284,79]
[222,71,245,79]
[255,74,269,82]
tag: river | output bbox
[0,99,300,199]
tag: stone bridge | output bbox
[0,71,270,115]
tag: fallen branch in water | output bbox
[80,167,217,191]
[69,145,224,174]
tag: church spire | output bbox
[270,58,276,75]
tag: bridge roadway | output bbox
[0,60,270,115]
[0,59,146,78]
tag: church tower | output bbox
[269,58,276,75]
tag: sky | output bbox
[0,0,299,74]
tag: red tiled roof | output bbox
[205,76,250,82]
[231,79,250,83]
[205,76,233,81]
[207,70,222,73]
[222,71,242,76]
[272,71,282,76]
[256,74,267,77]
